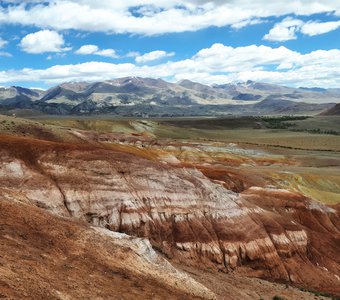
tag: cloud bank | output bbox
[1,43,339,88]
[0,0,339,35]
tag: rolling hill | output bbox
[320,103,340,115]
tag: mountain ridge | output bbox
[1,77,339,116]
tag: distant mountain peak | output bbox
[0,77,338,116]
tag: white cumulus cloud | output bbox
[263,17,303,41]
[301,20,340,36]
[264,18,340,41]
[75,44,118,58]
[135,50,175,63]
[75,44,98,55]
[20,30,70,54]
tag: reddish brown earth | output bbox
[1,197,331,300]
[0,131,339,299]
[0,198,215,300]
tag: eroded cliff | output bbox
[1,133,339,297]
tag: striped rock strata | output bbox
[0,136,339,295]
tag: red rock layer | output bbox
[0,134,339,296]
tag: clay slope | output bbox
[0,134,339,296]
[0,198,214,300]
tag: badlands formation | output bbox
[0,115,339,299]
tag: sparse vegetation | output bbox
[257,116,340,135]
[272,296,286,300]
[291,128,340,135]
[261,115,310,122]
[261,116,309,129]
[298,287,335,298]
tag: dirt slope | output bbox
[0,198,214,300]
[0,133,339,297]
[0,115,339,298]
[0,184,333,300]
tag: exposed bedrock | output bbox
[0,138,339,295]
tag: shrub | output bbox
[272,296,286,300]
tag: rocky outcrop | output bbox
[0,134,339,296]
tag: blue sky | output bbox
[0,1,339,89]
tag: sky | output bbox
[0,0,339,89]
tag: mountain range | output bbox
[1,77,339,116]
